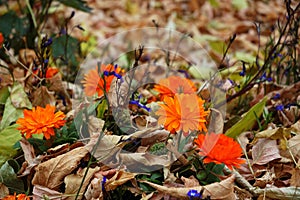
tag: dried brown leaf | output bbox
[288,134,300,159]
[32,146,89,190]
[18,137,43,177]
[290,167,300,187]
[141,175,236,200]
[0,183,9,198]
[208,108,224,134]
[105,170,136,191]
[33,185,65,200]
[32,86,56,107]
[64,167,100,200]
[181,176,199,187]
[252,138,281,165]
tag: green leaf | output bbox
[225,97,267,138]
[0,83,31,130]
[56,0,92,12]
[0,86,9,104]
[0,124,22,167]
[232,0,248,10]
[0,160,24,193]
[52,35,80,66]
[97,99,108,119]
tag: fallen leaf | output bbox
[32,185,65,200]
[0,161,24,194]
[64,167,100,200]
[252,138,281,165]
[32,146,89,190]
[18,137,43,177]
[290,167,300,187]
[32,86,56,107]
[105,170,136,191]
[0,183,9,198]
[208,108,224,134]
[288,134,300,159]
[141,175,236,200]
[0,124,22,167]
[181,176,199,187]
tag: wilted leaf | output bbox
[105,170,136,191]
[18,137,43,177]
[290,167,300,187]
[46,73,72,111]
[32,185,65,200]
[32,146,89,190]
[225,97,267,138]
[9,82,32,108]
[64,167,100,200]
[208,108,224,134]
[261,186,300,200]
[255,128,290,140]
[181,176,199,187]
[252,138,281,165]
[32,86,56,107]
[288,134,300,159]
[0,183,9,198]
[142,175,235,200]
[0,124,22,167]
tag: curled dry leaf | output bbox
[181,176,199,187]
[46,73,72,111]
[252,138,281,165]
[288,134,300,159]
[64,167,100,200]
[18,137,43,177]
[32,146,89,190]
[0,183,9,198]
[208,108,224,134]
[141,175,236,200]
[32,86,56,107]
[105,170,136,191]
[33,185,65,200]
[290,167,300,187]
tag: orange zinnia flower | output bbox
[16,105,66,140]
[154,76,197,100]
[155,93,209,136]
[194,133,245,170]
[2,193,30,200]
[82,64,123,97]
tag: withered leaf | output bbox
[288,134,300,159]
[290,167,300,187]
[252,138,281,165]
[105,170,136,191]
[141,175,236,200]
[32,86,56,107]
[32,146,89,190]
[33,185,65,200]
[64,167,100,200]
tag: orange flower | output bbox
[155,93,209,135]
[2,193,30,200]
[82,64,123,97]
[194,133,245,169]
[0,32,4,47]
[154,76,197,100]
[45,67,59,78]
[16,105,66,140]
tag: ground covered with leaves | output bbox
[0,0,300,199]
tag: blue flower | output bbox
[101,176,107,191]
[275,104,284,111]
[272,93,280,100]
[129,100,151,112]
[239,65,246,76]
[42,38,52,48]
[187,189,201,199]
